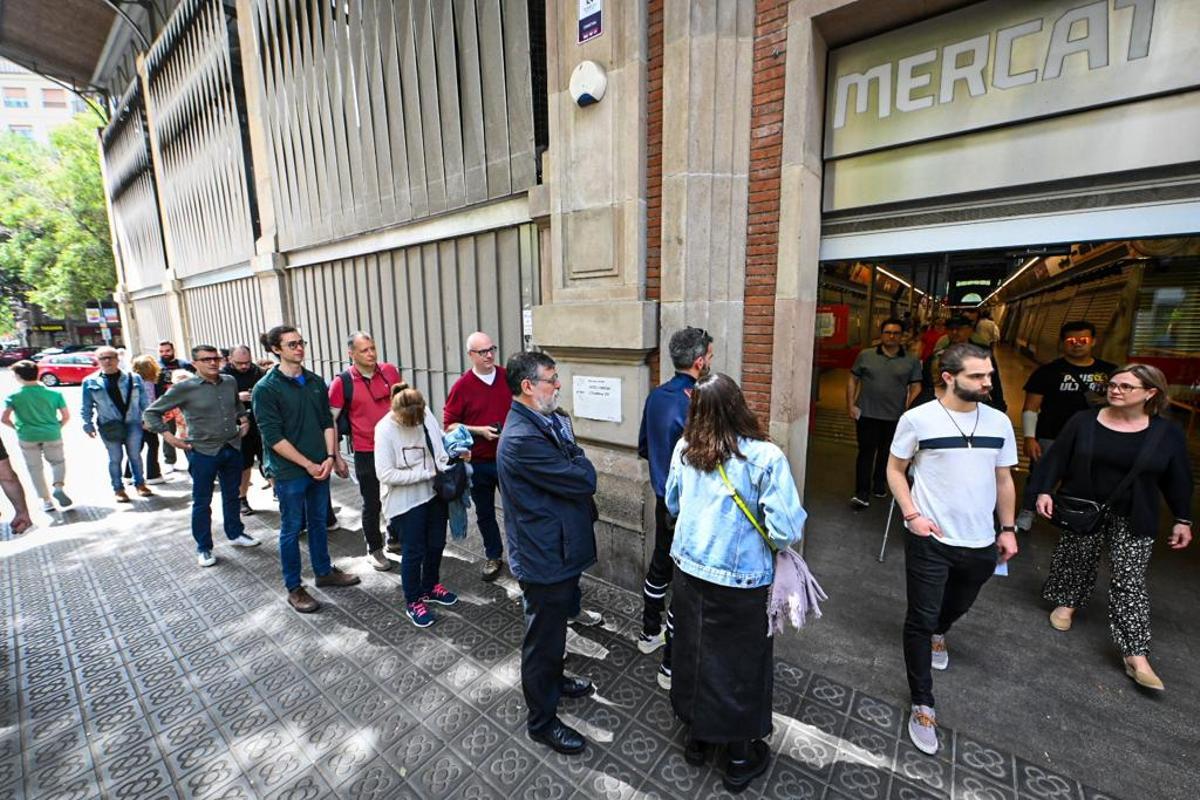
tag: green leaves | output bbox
[0,115,116,329]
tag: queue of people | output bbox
[0,312,1192,798]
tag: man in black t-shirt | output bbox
[222,345,266,515]
[1017,320,1117,529]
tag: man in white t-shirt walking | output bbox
[887,343,1019,757]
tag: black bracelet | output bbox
[1176,519,1193,527]
[324,454,336,461]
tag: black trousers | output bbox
[353,451,383,553]
[520,575,579,734]
[903,533,996,707]
[855,417,898,497]
[641,496,675,634]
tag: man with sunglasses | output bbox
[81,346,151,503]
[1017,321,1117,530]
[329,331,403,571]
[145,345,261,567]
[253,326,360,613]
[444,331,512,581]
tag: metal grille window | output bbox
[1132,260,1200,356]
[246,0,539,251]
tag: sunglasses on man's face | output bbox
[193,356,220,363]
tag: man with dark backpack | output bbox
[329,331,404,570]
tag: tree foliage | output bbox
[0,116,115,331]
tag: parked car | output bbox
[0,347,36,366]
[37,353,99,386]
[31,347,65,362]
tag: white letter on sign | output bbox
[833,64,892,128]
[993,18,1043,90]
[895,49,937,112]
[939,34,990,104]
[1044,0,1109,80]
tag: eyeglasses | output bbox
[1064,336,1093,345]
[97,355,117,361]
[1106,381,1144,393]
[281,339,307,350]
[469,346,498,356]
[193,356,220,363]
[529,374,560,386]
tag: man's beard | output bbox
[952,379,990,402]
[534,392,559,415]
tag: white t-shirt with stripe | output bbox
[890,400,1018,549]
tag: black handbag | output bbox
[98,374,134,442]
[423,427,468,502]
[1047,417,1164,536]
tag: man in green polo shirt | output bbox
[252,325,360,613]
[847,317,923,508]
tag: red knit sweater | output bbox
[443,367,511,462]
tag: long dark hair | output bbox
[681,373,768,472]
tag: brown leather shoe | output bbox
[315,567,361,588]
[135,484,154,497]
[115,490,131,503]
[287,587,320,613]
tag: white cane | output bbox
[879,496,896,563]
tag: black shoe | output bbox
[240,497,255,516]
[723,740,770,794]
[850,495,870,510]
[559,676,594,699]
[684,738,710,767]
[528,720,586,755]
[872,489,888,499]
[386,541,403,555]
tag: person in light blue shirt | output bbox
[663,372,806,794]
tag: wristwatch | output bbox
[1000,525,1017,533]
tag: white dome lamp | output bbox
[569,60,607,107]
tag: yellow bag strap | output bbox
[717,462,777,554]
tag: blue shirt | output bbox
[666,437,806,588]
[637,373,696,497]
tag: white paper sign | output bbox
[572,376,621,423]
[522,308,533,337]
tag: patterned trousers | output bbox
[1042,514,1153,656]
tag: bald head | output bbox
[96,346,120,374]
[466,331,497,375]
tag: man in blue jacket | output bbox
[497,351,598,756]
[635,327,713,687]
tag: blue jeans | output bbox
[103,423,143,491]
[187,445,245,553]
[470,461,503,559]
[277,475,333,591]
[388,497,448,603]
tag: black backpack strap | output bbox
[341,370,353,408]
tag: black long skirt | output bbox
[670,570,774,743]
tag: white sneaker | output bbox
[197,551,217,567]
[569,609,604,627]
[931,635,949,671]
[42,500,55,512]
[657,664,672,691]
[230,535,260,548]
[908,705,939,755]
[638,630,667,655]
[145,476,167,485]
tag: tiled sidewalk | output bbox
[0,497,1115,800]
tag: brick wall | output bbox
[646,0,664,388]
[742,0,789,420]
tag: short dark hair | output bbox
[505,351,556,396]
[668,327,713,371]
[158,340,174,348]
[880,317,905,333]
[1060,320,1096,340]
[940,343,991,375]
[191,344,218,359]
[11,360,37,381]
[946,316,973,330]
[260,325,298,356]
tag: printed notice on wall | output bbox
[572,376,621,423]
[578,0,602,44]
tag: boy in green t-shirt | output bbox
[2,360,72,511]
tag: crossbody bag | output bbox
[1049,416,1164,536]
[717,463,826,635]
[422,425,468,502]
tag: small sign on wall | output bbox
[578,0,602,44]
[572,375,621,423]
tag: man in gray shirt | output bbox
[847,318,922,508]
[144,344,261,567]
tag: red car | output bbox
[0,346,36,366]
[38,353,99,386]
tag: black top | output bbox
[103,372,129,417]
[221,362,265,394]
[1023,357,1117,440]
[1030,410,1194,538]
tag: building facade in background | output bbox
[0,59,88,143]
[41,0,1197,589]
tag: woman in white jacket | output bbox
[375,384,457,628]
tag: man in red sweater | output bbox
[444,331,512,581]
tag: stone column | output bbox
[659,0,755,380]
[534,0,656,589]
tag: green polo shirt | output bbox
[251,366,334,481]
[5,385,66,442]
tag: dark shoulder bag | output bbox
[335,370,354,443]
[423,425,468,502]
[99,374,133,443]
[1049,418,1165,536]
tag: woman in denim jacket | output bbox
[665,373,806,794]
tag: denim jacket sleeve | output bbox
[759,447,807,550]
[80,376,97,434]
